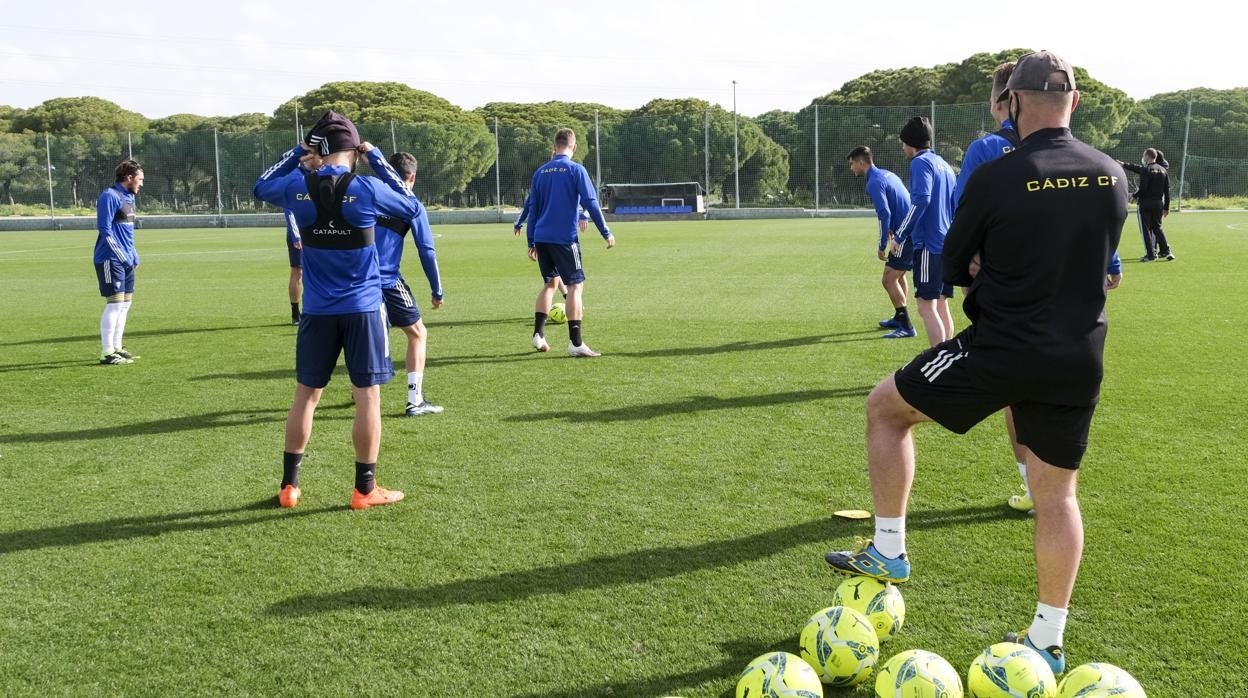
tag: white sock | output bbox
[112,300,132,351]
[873,516,906,558]
[1017,461,1031,498]
[1028,602,1068,649]
[100,303,124,354]
[407,371,423,405]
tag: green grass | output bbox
[1,215,1246,696]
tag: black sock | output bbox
[569,320,583,347]
[534,312,548,337]
[282,451,303,488]
[355,462,375,494]
[895,307,912,330]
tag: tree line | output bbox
[2,49,1246,212]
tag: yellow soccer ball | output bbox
[736,651,824,698]
[832,575,906,642]
[799,605,880,686]
[966,642,1056,697]
[1057,662,1146,697]
[547,302,567,324]
[874,649,963,697]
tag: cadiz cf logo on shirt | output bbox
[1026,175,1118,192]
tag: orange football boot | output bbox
[350,486,405,510]
[278,484,301,508]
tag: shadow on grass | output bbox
[0,405,352,443]
[507,635,797,698]
[0,322,293,348]
[615,331,880,359]
[0,498,340,555]
[265,504,1009,618]
[424,317,524,329]
[504,386,873,423]
[0,359,99,374]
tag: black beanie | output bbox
[305,110,361,155]
[899,116,933,149]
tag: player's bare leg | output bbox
[288,267,302,324]
[565,282,599,357]
[348,384,402,509]
[936,297,955,341]
[279,382,321,508]
[531,279,560,352]
[915,298,946,346]
[402,320,442,416]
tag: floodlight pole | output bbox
[813,104,820,212]
[45,133,55,223]
[704,108,710,204]
[732,80,739,209]
[494,116,502,215]
[213,129,224,219]
[127,132,133,160]
[390,119,398,155]
[594,110,601,189]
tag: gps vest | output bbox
[302,172,374,250]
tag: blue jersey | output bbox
[525,153,609,246]
[865,166,911,252]
[367,150,444,299]
[893,149,957,254]
[953,119,1017,209]
[515,194,588,230]
[254,145,418,315]
[94,183,138,266]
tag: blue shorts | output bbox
[884,238,914,271]
[95,260,134,297]
[913,249,954,300]
[288,241,301,269]
[535,242,585,285]
[382,276,422,328]
[295,309,394,389]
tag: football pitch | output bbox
[1,215,1245,696]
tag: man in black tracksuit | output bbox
[825,51,1127,676]
[1119,149,1173,261]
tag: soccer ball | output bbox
[1057,663,1145,697]
[832,576,906,641]
[799,605,880,686]
[736,651,824,698]
[547,302,567,324]
[966,642,1057,697]
[874,649,963,697]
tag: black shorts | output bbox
[893,330,1097,469]
[884,238,913,272]
[535,242,585,285]
[382,276,422,328]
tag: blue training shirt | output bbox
[94,183,138,266]
[366,149,444,300]
[865,166,911,252]
[525,153,609,246]
[953,118,1016,209]
[254,144,418,315]
[285,209,301,246]
[893,149,957,254]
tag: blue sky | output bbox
[1,0,1237,119]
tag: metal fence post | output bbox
[930,100,937,151]
[44,133,55,223]
[704,108,710,204]
[814,104,820,212]
[594,109,601,190]
[732,80,740,208]
[390,119,398,154]
[1178,96,1193,210]
[493,117,502,214]
[127,132,133,160]
[213,129,224,220]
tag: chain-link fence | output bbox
[3,98,1245,218]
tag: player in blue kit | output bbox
[888,116,958,347]
[953,62,1019,210]
[254,111,418,511]
[94,159,144,365]
[285,209,303,325]
[848,146,915,337]
[370,150,446,417]
[524,128,614,357]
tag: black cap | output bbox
[304,110,361,155]
[997,50,1076,102]
[899,116,933,149]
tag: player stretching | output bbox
[826,51,1128,675]
[254,111,418,510]
[847,146,914,337]
[371,150,446,417]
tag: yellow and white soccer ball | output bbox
[966,642,1056,697]
[832,575,906,641]
[547,302,567,324]
[874,649,963,698]
[799,605,880,687]
[1057,662,1146,697]
[736,651,824,698]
